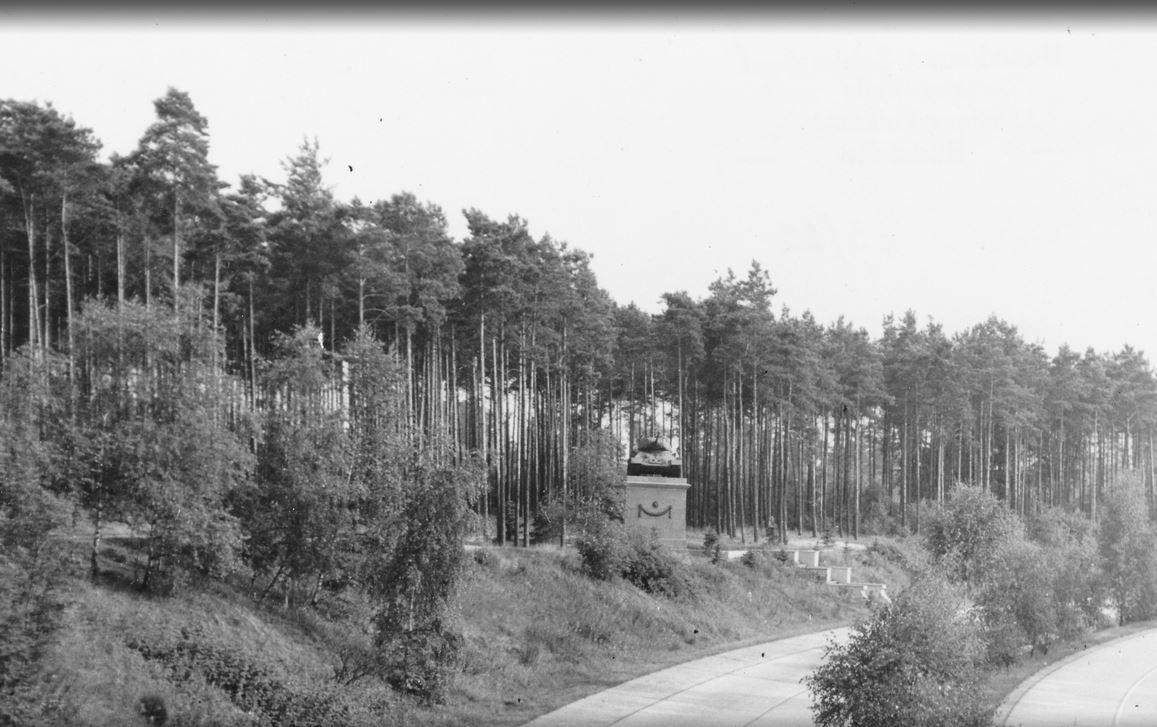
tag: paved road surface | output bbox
[522,628,847,727]
[999,627,1157,726]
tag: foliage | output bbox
[575,520,687,598]
[0,553,69,727]
[1099,472,1157,625]
[124,626,390,727]
[619,529,686,598]
[534,429,625,546]
[70,298,253,593]
[922,484,1099,664]
[236,410,354,602]
[805,570,990,727]
[702,529,721,564]
[1027,506,1104,639]
[566,429,625,529]
[0,362,72,727]
[575,518,627,582]
[367,448,484,703]
[924,484,1022,588]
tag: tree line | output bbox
[4,87,1157,552]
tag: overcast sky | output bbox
[3,13,1156,361]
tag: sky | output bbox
[3,12,1157,361]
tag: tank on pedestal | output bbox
[623,436,689,549]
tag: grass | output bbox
[22,524,918,726]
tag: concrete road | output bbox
[522,628,847,727]
[999,627,1157,726]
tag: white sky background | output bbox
[3,15,1156,361]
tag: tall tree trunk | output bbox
[901,405,909,529]
[62,194,76,387]
[172,187,180,307]
[1,239,7,362]
[479,316,489,538]
[493,335,505,545]
[560,322,569,548]
[820,412,829,534]
[24,193,42,353]
[43,214,52,353]
[854,408,862,540]
[808,420,817,537]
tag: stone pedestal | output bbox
[623,475,690,549]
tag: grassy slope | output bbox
[32,531,916,726]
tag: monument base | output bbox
[623,475,689,549]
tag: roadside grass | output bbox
[30,525,916,726]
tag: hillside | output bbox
[24,527,915,727]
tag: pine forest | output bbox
[4,89,1157,556]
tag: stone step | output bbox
[827,566,853,584]
[801,566,832,582]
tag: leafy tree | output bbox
[806,571,990,727]
[1099,471,1157,624]
[235,324,355,605]
[0,352,79,725]
[366,447,483,703]
[71,296,252,592]
[1028,506,1103,639]
[924,483,1021,588]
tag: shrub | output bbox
[576,522,686,598]
[575,519,627,582]
[532,497,566,546]
[806,570,990,727]
[860,486,906,536]
[0,411,71,727]
[0,550,68,727]
[620,529,685,597]
[702,529,721,564]
[367,449,484,704]
[1028,505,1103,637]
[925,484,1022,588]
[1099,472,1157,625]
[136,694,167,725]
[124,626,384,726]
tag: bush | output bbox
[0,412,71,727]
[575,519,627,582]
[532,497,566,546]
[620,530,685,597]
[860,487,906,536]
[367,450,484,704]
[124,626,386,726]
[0,550,68,727]
[924,484,1021,588]
[1099,472,1157,625]
[576,522,686,598]
[1028,506,1103,638]
[806,570,990,727]
[702,530,722,564]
